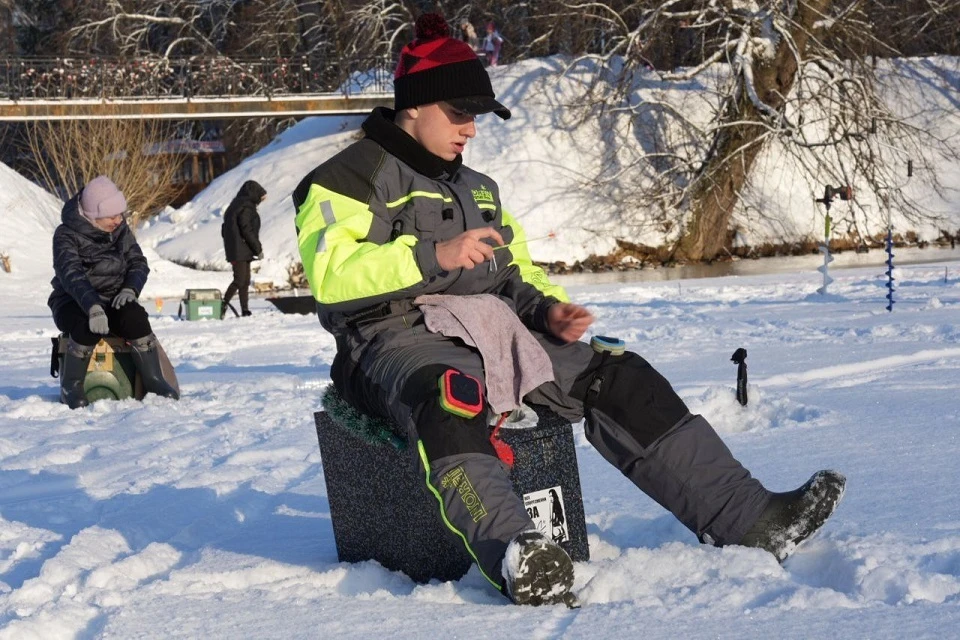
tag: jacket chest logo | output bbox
[471,185,494,205]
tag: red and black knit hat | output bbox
[394,13,511,120]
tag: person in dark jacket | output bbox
[49,175,180,409]
[294,14,845,606]
[221,180,266,317]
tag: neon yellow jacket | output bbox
[293,108,568,335]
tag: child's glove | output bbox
[88,304,109,334]
[112,288,137,309]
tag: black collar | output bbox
[362,107,463,181]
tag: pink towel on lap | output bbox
[414,294,555,414]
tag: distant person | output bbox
[293,13,845,607]
[481,21,503,66]
[461,21,479,52]
[49,175,180,409]
[221,180,266,317]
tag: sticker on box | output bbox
[522,485,568,544]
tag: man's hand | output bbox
[435,228,504,271]
[546,303,594,343]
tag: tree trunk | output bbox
[672,0,832,261]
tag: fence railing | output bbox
[0,56,394,101]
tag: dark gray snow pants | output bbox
[332,313,770,591]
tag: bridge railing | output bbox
[0,56,394,101]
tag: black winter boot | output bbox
[60,338,94,409]
[239,288,251,317]
[130,334,180,400]
[502,530,577,607]
[222,284,237,318]
[738,470,846,562]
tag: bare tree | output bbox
[339,0,413,58]
[62,1,409,166]
[553,1,960,261]
[25,119,182,226]
[865,0,960,57]
[0,0,15,56]
[3,0,80,55]
[66,1,230,57]
[66,0,408,60]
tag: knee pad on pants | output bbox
[571,351,689,448]
[403,364,496,462]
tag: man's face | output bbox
[404,102,477,161]
[93,214,124,233]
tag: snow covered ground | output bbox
[2,215,959,637]
[1,54,959,640]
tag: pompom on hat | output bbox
[80,175,128,220]
[394,13,510,120]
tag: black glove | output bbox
[255,252,264,260]
[88,304,109,335]
[112,287,137,309]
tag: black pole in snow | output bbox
[731,348,748,406]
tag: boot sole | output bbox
[508,537,575,606]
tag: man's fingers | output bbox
[437,229,503,271]
[467,248,487,267]
[568,307,594,323]
[460,239,494,268]
[564,318,591,332]
[560,308,591,323]
[475,241,494,261]
[471,227,504,246]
